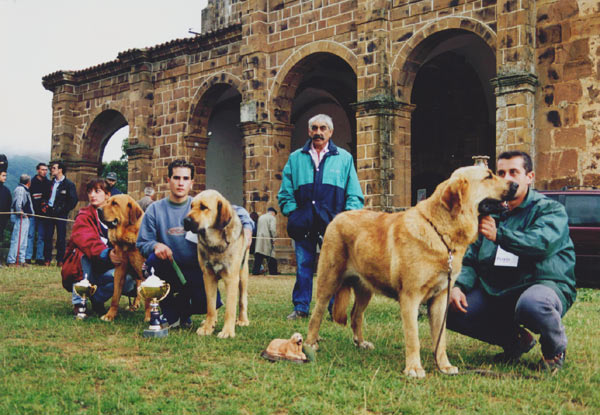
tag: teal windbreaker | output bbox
[277,139,364,240]
[456,188,577,313]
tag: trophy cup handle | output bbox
[158,283,170,302]
[89,285,97,297]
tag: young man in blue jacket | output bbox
[278,114,364,320]
[447,151,576,372]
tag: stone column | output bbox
[126,145,154,200]
[494,0,537,156]
[184,134,209,196]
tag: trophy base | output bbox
[143,327,169,338]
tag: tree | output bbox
[101,138,128,193]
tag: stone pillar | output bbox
[184,134,209,196]
[126,145,154,201]
[48,73,78,163]
[494,0,537,156]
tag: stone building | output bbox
[43,0,600,268]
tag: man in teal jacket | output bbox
[447,151,576,372]
[278,114,364,320]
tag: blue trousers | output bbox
[292,237,333,314]
[72,256,136,306]
[7,215,29,264]
[145,254,222,320]
[447,284,567,358]
[45,216,68,262]
[25,217,47,261]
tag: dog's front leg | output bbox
[101,262,128,322]
[197,268,218,336]
[428,290,458,375]
[400,293,426,378]
[217,270,239,338]
[236,253,250,327]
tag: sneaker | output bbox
[494,327,537,363]
[541,351,565,373]
[286,310,308,320]
[158,314,181,329]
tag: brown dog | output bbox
[265,333,307,361]
[305,166,517,378]
[97,194,149,322]
[183,189,250,338]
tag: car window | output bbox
[564,195,600,226]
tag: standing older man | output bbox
[7,174,33,266]
[278,114,364,320]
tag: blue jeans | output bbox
[7,215,29,264]
[447,284,567,358]
[25,217,47,261]
[72,256,136,306]
[292,237,334,314]
[145,254,222,321]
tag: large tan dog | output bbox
[183,189,250,338]
[97,194,149,322]
[305,166,518,378]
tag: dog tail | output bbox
[332,285,351,326]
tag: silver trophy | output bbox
[138,268,171,338]
[73,277,97,320]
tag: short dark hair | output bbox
[497,151,533,173]
[168,159,195,179]
[36,163,48,170]
[86,178,109,194]
[267,207,277,215]
[50,160,66,174]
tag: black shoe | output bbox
[91,301,106,315]
[494,327,537,363]
[25,259,33,264]
[286,310,308,320]
[540,351,565,373]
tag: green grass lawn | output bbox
[1,266,599,414]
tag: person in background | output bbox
[252,207,279,275]
[0,171,11,267]
[278,113,364,320]
[137,186,156,212]
[105,172,122,195]
[25,163,51,265]
[45,161,78,266]
[447,151,576,372]
[137,159,254,328]
[61,178,136,316]
[6,174,33,266]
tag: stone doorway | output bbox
[410,33,496,204]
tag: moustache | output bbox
[311,134,324,140]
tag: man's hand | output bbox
[479,215,497,242]
[243,228,252,250]
[154,242,173,261]
[109,249,123,266]
[449,286,468,314]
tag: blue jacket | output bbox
[277,139,364,240]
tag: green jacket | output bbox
[456,188,576,313]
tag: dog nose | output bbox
[183,217,196,232]
[507,181,519,200]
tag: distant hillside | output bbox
[3,155,47,192]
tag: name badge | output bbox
[185,231,198,244]
[494,246,519,267]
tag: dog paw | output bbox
[403,366,426,378]
[196,323,215,336]
[100,313,115,322]
[353,338,374,349]
[236,319,250,326]
[217,329,235,339]
[126,304,139,312]
[305,341,319,351]
[439,365,458,375]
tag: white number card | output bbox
[494,246,519,267]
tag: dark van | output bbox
[539,188,600,288]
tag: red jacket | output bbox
[61,205,111,291]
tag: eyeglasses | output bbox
[310,125,328,132]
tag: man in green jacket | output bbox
[447,151,576,372]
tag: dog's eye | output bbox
[200,204,207,211]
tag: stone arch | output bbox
[185,72,244,198]
[270,41,358,124]
[81,106,130,164]
[391,16,497,103]
[186,71,243,138]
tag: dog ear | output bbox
[441,177,468,214]
[128,200,144,225]
[215,198,232,229]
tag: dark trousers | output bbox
[252,252,278,275]
[145,254,222,319]
[44,216,67,262]
[446,284,567,358]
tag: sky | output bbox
[0,0,208,162]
